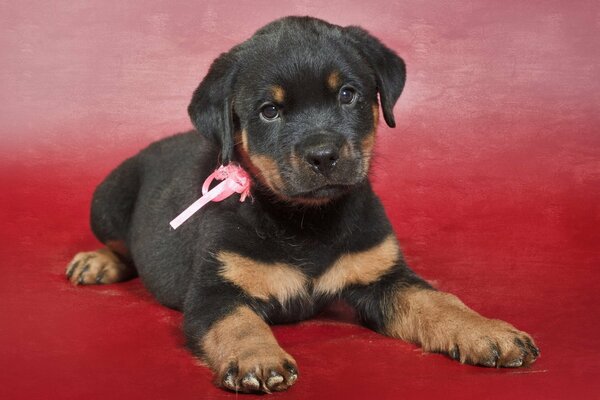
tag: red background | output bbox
[1,1,599,399]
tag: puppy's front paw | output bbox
[443,318,540,368]
[388,289,540,368]
[217,353,298,393]
[200,305,299,393]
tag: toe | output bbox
[221,365,239,391]
[266,370,285,391]
[284,361,299,385]
[66,259,80,279]
[241,372,261,392]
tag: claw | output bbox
[95,271,105,284]
[76,264,90,284]
[524,338,540,359]
[449,346,461,361]
[488,344,501,368]
[66,260,79,278]
[95,264,107,284]
[505,358,524,368]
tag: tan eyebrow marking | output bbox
[271,85,285,103]
[327,70,341,91]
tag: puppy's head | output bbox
[188,17,406,205]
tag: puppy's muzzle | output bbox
[296,132,345,177]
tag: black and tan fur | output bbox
[66,16,539,393]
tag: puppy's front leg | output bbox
[345,269,540,367]
[183,289,298,393]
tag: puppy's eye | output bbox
[339,86,356,105]
[260,104,280,121]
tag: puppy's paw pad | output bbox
[218,358,298,393]
[66,249,129,285]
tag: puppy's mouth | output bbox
[289,184,354,200]
[245,154,366,204]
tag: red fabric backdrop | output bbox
[1,1,599,399]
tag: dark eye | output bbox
[339,86,356,105]
[260,104,280,121]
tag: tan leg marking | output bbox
[314,235,400,296]
[327,70,341,91]
[202,305,298,393]
[66,248,135,285]
[238,129,250,154]
[386,288,540,367]
[217,252,309,305]
[271,85,285,103]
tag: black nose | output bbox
[305,146,340,175]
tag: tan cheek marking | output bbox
[360,131,375,174]
[201,305,295,376]
[327,70,341,91]
[340,142,353,159]
[289,152,302,171]
[313,235,400,295]
[359,104,379,175]
[236,133,285,194]
[218,252,309,304]
[249,154,285,192]
[239,129,249,153]
[271,85,285,103]
[372,103,379,126]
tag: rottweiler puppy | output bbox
[66,16,539,393]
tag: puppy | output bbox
[66,16,539,393]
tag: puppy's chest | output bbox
[216,234,399,318]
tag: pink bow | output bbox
[169,164,251,229]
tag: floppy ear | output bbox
[344,26,406,128]
[188,51,238,164]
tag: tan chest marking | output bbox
[217,252,309,304]
[313,235,400,295]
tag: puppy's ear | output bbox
[188,51,238,164]
[344,27,406,128]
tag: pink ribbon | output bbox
[169,164,251,229]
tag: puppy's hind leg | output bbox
[66,244,136,285]
[67,156,140,285]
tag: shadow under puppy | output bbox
[66,16,539,393]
